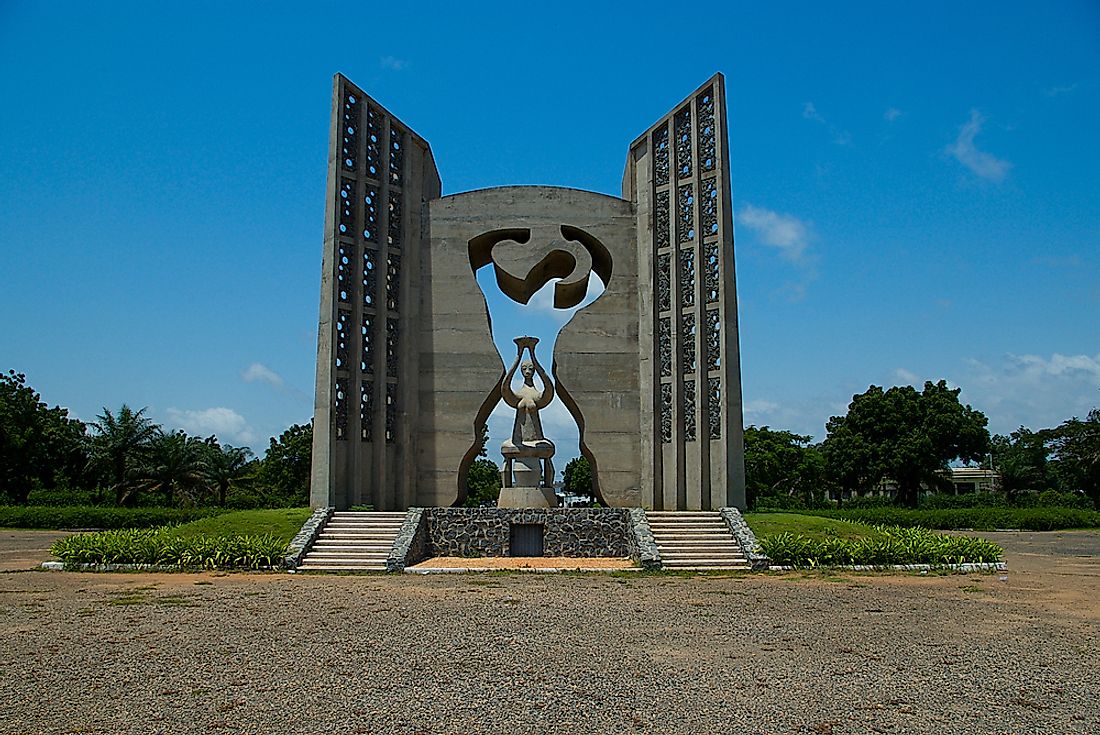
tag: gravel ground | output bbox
[2,530,1098,734]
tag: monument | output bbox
[311,72,746,511]
[498,337,557,508]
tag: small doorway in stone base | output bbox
[509,523,545,556]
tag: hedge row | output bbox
[50,528,286,569]
[0,505,222,530]
[758,526,1003,567]
[807,506,1100,531]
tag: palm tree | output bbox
[204,443,254,506]
[88,405,159,505]
[140,431,210,506]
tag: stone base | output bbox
[497,486,558,508]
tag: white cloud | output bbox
[1044,83,1077,97]
[959,352,1100,434]
[380,56,407,71]
[945,109,1012,182]
[884,107,903,122]
[737,204,812,264]
[802,102,851,145]
[893,368,919,385]
[165,407,256,446]
[241,362,309,403]
[527,273,605,321]
[242,362,284,390]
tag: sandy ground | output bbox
[1,529,1097,734]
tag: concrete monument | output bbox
[498,337,557,508]
[311,73,746,511]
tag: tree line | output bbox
[5,369,1097,511]
[0,371,312,508]
[746,380,1099,510]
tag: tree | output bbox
[464,458,501,506]
[139,430,210,506]
[823,381,990,507]
[200,438,255,506]
[0,371,88,503]
[562,456,593,497]
[254,422,313,505]
[989,427,1052,495]
[744,426,828,509]
[88,404,159,505]
[1042,409,1100,508]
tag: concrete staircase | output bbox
[295,511,406,572]
[646,511,749,571]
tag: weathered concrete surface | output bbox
[423,187,639,507]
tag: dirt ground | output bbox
[1,529,1097,734]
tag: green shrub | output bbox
[0,505,221,530]
[51,528,286,569]
[805,506,1100,531]
[23,488,102,507]
[758,525,1003,567]
[842,495,897,510]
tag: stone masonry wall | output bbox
[424,508,630,558]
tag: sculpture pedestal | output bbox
[498,486,558,508]
[498,456,557,508]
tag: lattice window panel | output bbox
[363,248,377,307]
[363,185,379,242]
[675,105,692,180]
[653,125,670,185]
[341,92,359,171]
[679,248,695,308]
[681,313,696,373]
[677,184,695,243]
[658,317,672,378]
[697,87,716,173]
[389,124,404,185]
[385,382,397,443]
[656,253,671,312]
[655,190,670,250]
[660,383,673,444]
[386,318,399,378]
[386,252,401,311]
[705,309,721,371]
[708,377,721,439]
[335,309,350,370]
[360,380,373,442]
[335,377,349,440]
[701,178,718,238]
[339,178,356,236]
[337,243,352,303]
[365,105,381,179]
[704,243,720,303]
[683,379,697,442]
[361,314,374,374]
[388,190,402,248]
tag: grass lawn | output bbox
[744,512,886,541]
[162,508,311,543]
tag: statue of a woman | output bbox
[500,336,555,488]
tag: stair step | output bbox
[295,565,386,571]
[324,523,405,529]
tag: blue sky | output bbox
[1,1,1098,470]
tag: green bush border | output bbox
[50,527,286,570]
[758,525,1003,567]
[0,505,222,530]
[805,507,1100,531]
